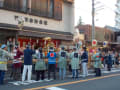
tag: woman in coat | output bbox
[58,46,68,80]
[35,47,46,81]
[0,44,13,85]
[92,49,102,76]
[70,47,80,79]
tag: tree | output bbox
[77,16,84,26]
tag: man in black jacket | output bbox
[22,45,35,82]
[81,47,88,78]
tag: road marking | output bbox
[46,87,67,90]
[9,79,51,86]
[25,73,120,90]
[67,69,120,77]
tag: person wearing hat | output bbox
[81,46,88,78]
[70,47,80,79]
[47,47,57,80]
[58,46,68,80]
[22,44,35,82]
[0,44,13,85]
[35,47,46,81]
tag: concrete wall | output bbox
[0,2,74,34]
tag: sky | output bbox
[75,0,117,27]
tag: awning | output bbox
[0,23,73,41]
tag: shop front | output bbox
[18,37,61,48]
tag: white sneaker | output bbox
[50,79,53,81]
[21,81,29,85]
[13,82,20,85]
[27,80,35,83]
[39,80,43,82]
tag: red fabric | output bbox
[96,56,99,58]
[101,57,104,61]
[13,63,22,68]
[14,49,23,59]
[13,49,23,68]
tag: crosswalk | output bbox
[8,68,120,86]
[9,79,53,86]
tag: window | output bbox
[31,0,62,20]
[40,0,48,16]
[3,0,62,20]
[105,33,109,41]
[4,0,28,12]
[4,0,20,10]
[79,30,84,34]
[111,34,114,41]
[48,0,54,17]
[31,0,48,16]
[54,0,62,20]
[21,0,28,12]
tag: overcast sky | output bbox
[75,0,117,27]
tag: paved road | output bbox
[1,68,120,90]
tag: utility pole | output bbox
[92,0,95,41]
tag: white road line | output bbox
[9,79,52,86]
[46,87,67,90]
[67,69,120,77]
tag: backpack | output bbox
[74,53,78,58]
[39,53,43,59]
[61,52,66,57]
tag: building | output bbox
[105,25,120,32]
[115,0,120,29]
[76,25,115,47]
[0,0,74,48]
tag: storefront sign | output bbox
[14,15,48,26]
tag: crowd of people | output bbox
[0,43,120,85]
[91,48,120,76]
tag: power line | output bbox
[95,0,116,12]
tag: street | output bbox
[1,68,120,90]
